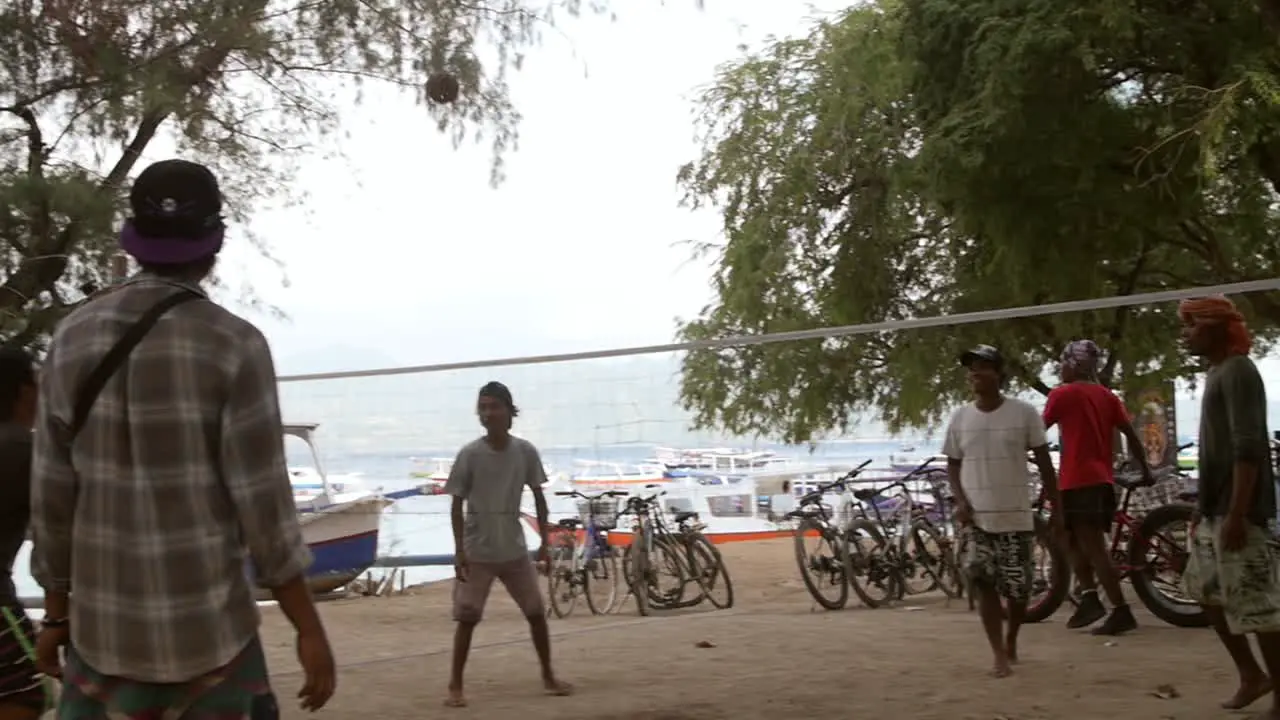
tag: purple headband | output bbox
[120,219,224,265]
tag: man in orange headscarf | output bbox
[1179,295,1280,716]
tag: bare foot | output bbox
[544,678,574,697]
[1005,637,1019,665]
[990,654,1013,679]
[1224,677,1273,710]
[444,687,467,708]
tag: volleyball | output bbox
[426,72,460,104]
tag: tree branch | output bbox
[0,7,260,317]
[1099,239,1150,386]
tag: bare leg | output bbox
[1250,631,1280,719]
[1005,598,1026,664]
[446,621,478,707]
[1065,531,1096,591]
[1206,607,1271,710]
[527,614,573,695]
[1076,529,1124,609]
[977,583,1012,677]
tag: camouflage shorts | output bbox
[1183,517,1280,634]
[963,528,1034,603]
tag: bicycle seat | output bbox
[557,518,582,530]
[852,488,879,501]
[1113,474,1150,490]
[673,510,699,524]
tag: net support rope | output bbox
[278,278,1280,383]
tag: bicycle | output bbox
[788,459,873,610]
[619,485,735,614]
[545,489,628,618]
[1027,462,1207,627]
[846,458,965,608]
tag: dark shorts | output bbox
[0,605,48,713]
[963,528,1035,603]
[1060,483,1116,532]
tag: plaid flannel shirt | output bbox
[29,274,311,682]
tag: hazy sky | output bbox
[172,0,844,373]
[116,0,1279,434]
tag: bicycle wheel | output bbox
[1023,514,1071,623]
[909,520,962,598]
[847,517,898,608]
[689,535,735,610]
[793,516,849,610]
[1127,503,1208,628]
[583,545,621,615]
[546,543,579,619]
[624,541,650,616]
[649,537,692,609]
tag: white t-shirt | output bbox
[942,398,1047,534]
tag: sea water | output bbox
[9,440,923,597]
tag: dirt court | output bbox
[261,539,1241,719]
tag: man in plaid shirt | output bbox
[29,160,335,718]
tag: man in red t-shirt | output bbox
[1043,340,1154,635]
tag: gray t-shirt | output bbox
[446,436,548,563]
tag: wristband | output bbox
[40,617,69,630]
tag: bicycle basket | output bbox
[577,497,622,530]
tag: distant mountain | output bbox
[277,352,1279,455]
[276,345,403,375]
[277,353,899,455]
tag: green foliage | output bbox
[678,0,1280,442]
[0,0,625,349]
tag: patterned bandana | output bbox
[1061,339,1101,374]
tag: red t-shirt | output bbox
[1042,383,1129,491]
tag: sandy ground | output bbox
[259,539,1248,719]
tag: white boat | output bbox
[411,456,563,494]
[653,446,779,472]
[279,494,391,596]
[280,423,392,595]
[538,465,850,544]
[408,456,452,495]
[570,459,668,487]
[286,423,379,508]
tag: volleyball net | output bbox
[276,279,1278,514]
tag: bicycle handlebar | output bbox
[798,459,874,506]
[553,489,629,500]
[898,456,941,479]
[619,485,667,515]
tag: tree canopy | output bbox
[0,0,622,349]
[677,0,1280,441]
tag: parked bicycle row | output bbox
[544,487,735,618]
[789,451,1206,629]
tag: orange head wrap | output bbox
[1178,295,1252,356]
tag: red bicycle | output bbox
[1027,465,1206,627]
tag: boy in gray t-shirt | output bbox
[444,382,571,708]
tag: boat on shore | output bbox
[260,494,391,597]
[280,423,395,594]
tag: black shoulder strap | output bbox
[69,290,202,439]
